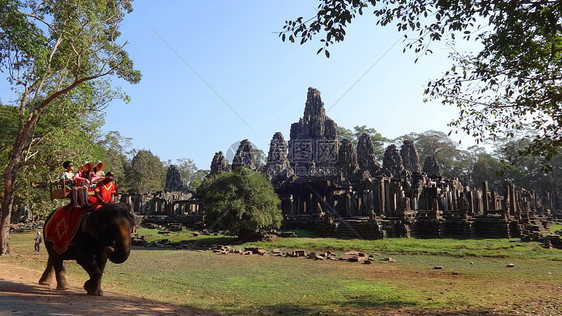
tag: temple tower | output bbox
[164,165,184,192]
[400,140,421,174]
[264,132,295,183]
[209,151,230,176]
[423,156,441,177]
[383,144,406,178]
[231,139,257,171]
[288,87,339,177]
[357,132,381,176]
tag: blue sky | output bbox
[3,1,479,169]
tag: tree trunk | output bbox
[0,113,40,255]
[1,161,17,255]
[0,202,12,255]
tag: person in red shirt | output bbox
[91,172,117,209]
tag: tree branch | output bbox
[20,11,56,33]
[33,35,64,103]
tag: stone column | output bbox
[491,191,499,211]
[510,184,518,218]
[384,179,392,216]
[376,178,385,216]
[482,182,490,211]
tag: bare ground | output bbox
[0,263,218,316]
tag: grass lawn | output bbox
[551,223,562,234]
[3,230,561,315]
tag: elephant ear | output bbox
[82,211,100,239]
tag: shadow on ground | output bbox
[0,278,514,316]
[252,299,504,316]
[0,279,218,315]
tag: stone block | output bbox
[292,249,307,257]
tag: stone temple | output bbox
[127,87,560,244]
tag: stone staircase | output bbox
[471,216,511,238]
[336,220,364,239]
[335,219,383,239]
[411,219,441,238]
[441,219,472,238]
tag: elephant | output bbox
[39,202,136,296]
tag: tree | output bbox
[187,169,209,190]
[471,153,506,191]
[413,131,461,176]
[337,126,354,142]
[97,131,135,192]
[171,158,197,188]
[200,167,282,240]
[394,130,457,176]
[128,150,165,193]
[0,0,140,254]
[281,0,562,168]
[492,135,562,194]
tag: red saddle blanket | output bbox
[44,204,86,254]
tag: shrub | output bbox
[200,167,282,240]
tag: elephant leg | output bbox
[38,257,54,286]
[53,259,69,290]
[77,257,103,296]
[96,249,109,274]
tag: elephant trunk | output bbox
[107,224,131,264]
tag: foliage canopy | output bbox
[281,0,562,168]
[0,0,140,254]
[200,167,282,239]
[128,149,165,193]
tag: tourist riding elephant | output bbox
[39,203,136,296]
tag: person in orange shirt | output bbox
[91,172,117,209]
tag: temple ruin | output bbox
[125,87,560,243]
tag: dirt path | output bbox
[0,263,218,316]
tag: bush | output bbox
[200,167,282,240]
